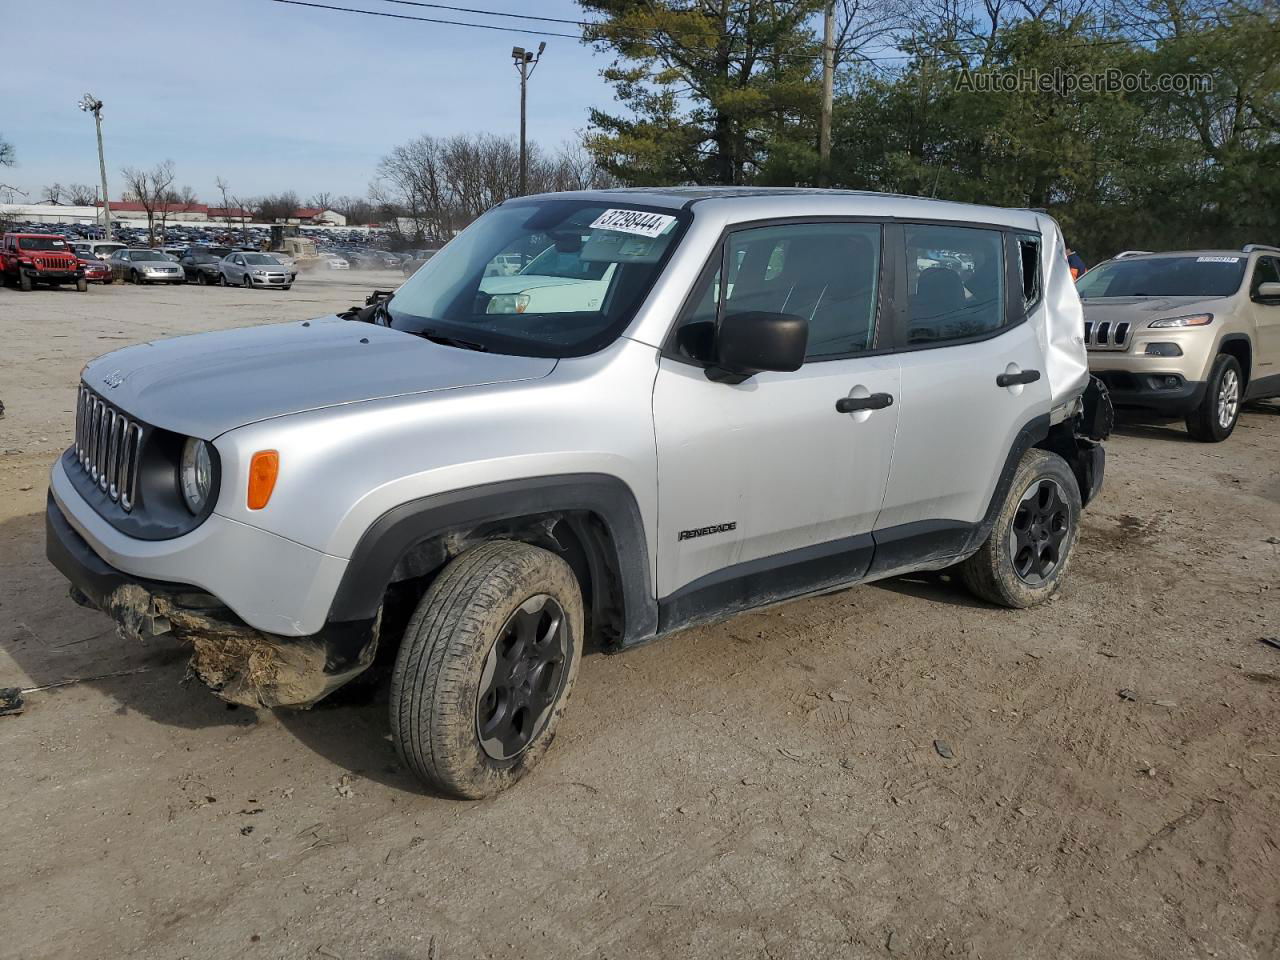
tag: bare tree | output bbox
[256,191,301,223]
[307,191,334,211]
[41,183,64,205]
[0,133,13,167]
[120,160,176,247]
[66,183,97,205]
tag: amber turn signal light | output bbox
[247,451,279,510]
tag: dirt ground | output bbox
[1,273,1278,960]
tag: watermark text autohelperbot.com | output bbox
[956,67,1213,95]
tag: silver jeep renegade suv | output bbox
[47,188,1111,798]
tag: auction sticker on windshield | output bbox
[590,209,677,238]
[1196,256,1240,263]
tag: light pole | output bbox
[78,93,112,240]
[511,42,545,196]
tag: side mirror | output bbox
[1257,281,1280,300]
[710,311,808,383]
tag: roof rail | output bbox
[1112,250,1153,259]
[1242,243,1280,253]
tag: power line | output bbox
[270,0,1279,64]
[269,0,583,38]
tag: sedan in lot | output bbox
[219,252,297,289]
[180,247,232,284]
[109,249,185,284]
[77,256,113,284]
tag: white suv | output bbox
[47,188,1111,798]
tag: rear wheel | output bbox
[957,449,1081,608]
[218,272,228,286]
[1186,353,1242,442]
[390,540,583,799]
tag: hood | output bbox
[479,275,588,295]
[82,316,557,440]
[1080,295,1230,324]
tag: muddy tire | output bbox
[957,449,1081,609]
[390,540,583,799]
[1185,353,1241,443]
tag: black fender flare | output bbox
[326,473,658,644]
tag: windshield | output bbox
[243,254,279,265]
[18,237,69,251]
[131,251,168,262]
[385,199,688,357]
[1076,256,1246,298]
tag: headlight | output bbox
[180,437,213,514]
[486,293,531,315]
[1149,313,1213,328]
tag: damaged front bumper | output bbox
[45,493,378,708]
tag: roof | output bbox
[95,200,208,214]
[517,186,1046,231]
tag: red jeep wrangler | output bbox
[1,233,87,291]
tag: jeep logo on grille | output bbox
[103,370,125,389]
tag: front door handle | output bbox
[996,369,1041,387]
[836,393,894,413]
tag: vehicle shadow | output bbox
[0,510,245,733]
[1108,411,1197,443]
[872,570,997,610]
[0,508,579,797]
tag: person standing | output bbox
[1067,246,1087,280]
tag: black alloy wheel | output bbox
[475,594,570,761]
[1008,478,1070,585]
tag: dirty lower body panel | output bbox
[45,493,378,708]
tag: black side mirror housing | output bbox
[709,311,808,383]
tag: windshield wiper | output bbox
[415,329,489,352]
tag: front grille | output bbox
[35,255,76,270]
[1084,319,1131,351]
[74,384,144,511]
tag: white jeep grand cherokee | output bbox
[47,188,1111,798]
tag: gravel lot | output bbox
[1,274,1278,960]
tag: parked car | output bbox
[72,241,127,262]
[78,256,113,285]
[1077,244,1280,441]
[219,252,296,289]
[479,244,617,315]
[46,188,1111,799]
[401,249,440,277]
[109,249,185,285]
[1,233,87,291]
[180,247,232,284]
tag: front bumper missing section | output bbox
[46,493,378,708]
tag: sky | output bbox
[1,0,615,205]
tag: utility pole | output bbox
[78,93,112,240]
[511,41,545,196]
[818,1,835,187]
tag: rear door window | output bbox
[903,224,1007,345]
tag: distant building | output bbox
[94,200,208,222]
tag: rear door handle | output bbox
[996,369,1041,387]
[836,393,894,413]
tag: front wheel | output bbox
[76,277,88,292]
[957,449,1082,608]
[19,272,32,291]
[1186,353,1242,442]
[242,274,252,289]
[390,540,584,799]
